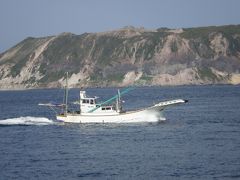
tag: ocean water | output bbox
[0,85,240,179]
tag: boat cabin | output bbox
[79,91,117,114]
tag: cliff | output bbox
[0,25,240,89]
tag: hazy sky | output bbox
[1,0,240,53]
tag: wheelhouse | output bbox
[78,90,121,115]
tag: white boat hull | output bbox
[57,109,164,123]
[56,99,187,123]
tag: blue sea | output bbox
[0,85,240,179]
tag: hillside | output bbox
[0,25,240,89]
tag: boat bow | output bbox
[147,99,188,111]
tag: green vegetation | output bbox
[170,41,178,52]
[197,67,218,81]
[181,25,240,52]
[10,56,29,77]
[38,34,94,82]
[90,73,124,83]
[89,74,100,81]
[181,25,240,39]
[39,62,47,74]
[134,74,153,85]
[156,27,170,32]
[124,31,169,61]
[188,40,214,59]
[140,74,153,81]
[107,73,124,82]
[41,34,88,75]
[38,71,65,83]
[23,76,36,84]
[228,35,240,55]
[9,38,42,77]
[93,36,123,66]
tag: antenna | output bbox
[117,89,122,112]
[64,72,69,116]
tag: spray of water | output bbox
[0,116,55,126]
[138,110,166,122]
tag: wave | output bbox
[0,116,55,126]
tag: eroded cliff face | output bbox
[0,25,240,89]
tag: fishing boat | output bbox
[39,73,187,123]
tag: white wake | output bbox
[0,116,55,126]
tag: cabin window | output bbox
[82,99,89,104]
[102,107,106,110]
[90,99,94,104]
[106,107,111,110]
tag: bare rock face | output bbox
[210,33,229,58]
[0,25,240,89]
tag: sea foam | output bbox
[0,116,55,126]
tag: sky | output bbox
[1,0,240,53]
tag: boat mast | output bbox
[64,72,69,116]
[117,89,122,112]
